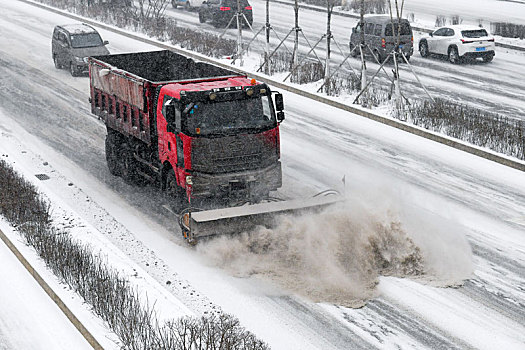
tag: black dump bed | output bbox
[91,50,239,82]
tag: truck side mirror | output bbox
[277,111,285,122]
[274,92,284,112]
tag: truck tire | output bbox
[166,171,189,208]
[198,10,205,23]
[119,143,139,184]
[105,131,121,176]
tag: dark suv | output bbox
[198,0,253,28]
[52,23,110,76]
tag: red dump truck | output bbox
[90,50,284,203]
[90,50,339,243]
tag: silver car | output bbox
[51,23,110,76]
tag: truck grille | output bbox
[191,134,277,174]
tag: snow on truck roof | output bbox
[162,77,256,95]
[59,23,98,35]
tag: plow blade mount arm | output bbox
[180,194,343,242]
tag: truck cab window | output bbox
[163,96,181,132]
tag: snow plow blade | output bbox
[179,194,343,244]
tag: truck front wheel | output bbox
[166,171,189,208]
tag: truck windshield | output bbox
[70,33,103,48]
[183,96,275,136]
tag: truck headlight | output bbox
[74,56,85,63]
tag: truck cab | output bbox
[157,78,284,204]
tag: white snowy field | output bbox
[0,0,524,349]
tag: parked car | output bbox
[419,25,495,64]
[198,0,253,28]
[51,23,110,76]
[349,15,414,63]
[171,0,205,10]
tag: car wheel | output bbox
[69,62,77,77]
[171,0,177,8]
[349,43,358,58]
[448,47,460,64]
[374,49,384,64]
[419,41,429,58]
[483,53,494,63]
[198,10,205,23]
[53,55,61,69]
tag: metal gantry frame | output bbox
[205,0,433,108]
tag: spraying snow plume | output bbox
[198,187,473,307]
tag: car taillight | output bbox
[220,6,231,10]
[245,6,252,9]
[381,38,386,48]
[461,39,473,44]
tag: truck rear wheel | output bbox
[119,143,139,184]
[105,131,121,176]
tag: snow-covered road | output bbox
[164,0,525,119]
[0,1,524,349]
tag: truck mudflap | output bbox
[178,190,342,244]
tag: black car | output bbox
[198,0,253,28]
[51,23,109,76]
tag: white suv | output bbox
[419,25,495,64]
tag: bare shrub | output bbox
[346,0,387,14]
[435,15,446,28]
[0,160,269,349]
[451,15,463,25]
[407,99,525,161]
[491,22,525,39]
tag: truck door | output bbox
[158,95,183,169]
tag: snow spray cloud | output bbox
[198,188,473,307]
